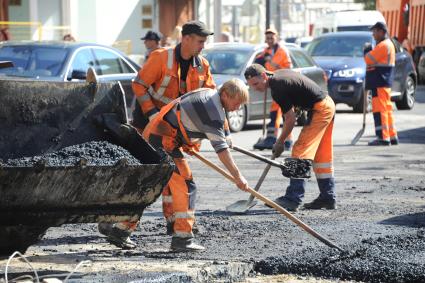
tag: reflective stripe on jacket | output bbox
[132,45,215,116]
[364,38,395,89]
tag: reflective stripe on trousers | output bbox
[292,96,335,179]
[142,106,197,239]
[371,87,397,141]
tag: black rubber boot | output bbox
[368,139,390,146]
[273,196,300,212]
[266,179,305,211]
[98,223,136,249]
[253,136,276,150]
[171,237,205,252]
[304,178,337,210]
[304,198,336,209]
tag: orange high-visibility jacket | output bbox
[258,44,292,71]
[364,38,395,89]
[132,45,215,117]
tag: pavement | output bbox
[1,86,425,283]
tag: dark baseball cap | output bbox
[244,64,266,80]
[369,21,388,33]
[141,30,162,41]
[182,21,213,37]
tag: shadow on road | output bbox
[37,235,100,247]
[379,212,425,227]
[398,126,425,144]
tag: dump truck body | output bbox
[377,0,425,68]
[0,79,174,254]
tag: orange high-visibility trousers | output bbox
[116,102,196,238]
[292,96,335,179]
[371,87,397,142]
[142,113,196,238]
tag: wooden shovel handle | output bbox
[192,151,344,252]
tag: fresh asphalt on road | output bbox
[1,86,424,282]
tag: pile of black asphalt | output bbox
[2,141,141,167]
[254,230,425,282]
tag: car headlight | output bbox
[333,68,363,78]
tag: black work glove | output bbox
[363,43,372,55]
[272,142,285,158]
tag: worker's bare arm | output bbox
[277,108,296,145]
[217,148,248,191]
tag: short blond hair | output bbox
[220,78,249,104]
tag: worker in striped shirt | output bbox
[102,78,250,252]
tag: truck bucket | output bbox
[0,79,174,254]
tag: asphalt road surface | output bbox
[1,86,424,283]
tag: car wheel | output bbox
[353,90,372,113]
[226,105,247,132]
[396,76,415,110]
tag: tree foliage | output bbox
[355,0,376,10]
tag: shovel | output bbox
[226,155,275,213]
[253,89,268,147]
[192,151,344,252]
[351,89,368,145]
[231,145,312,179]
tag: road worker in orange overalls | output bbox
[102,80,249,252]
[141,79,249,251]
[99,21,216,249]
[245,64,336,212]
[364,22,398,146]
[253,28,293,151]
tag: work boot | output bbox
[253,136,276,150]
[171,237,205,252]
[284,140,293,151]
[304,198,336,210]
[266,178,306,210]
[390,138,399,145]
[98,223,136,250]
[273,196,300,212]
[368,139,390,146]
[167,222,200,236]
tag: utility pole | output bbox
[214,0,221,42]
[266,0,270,29]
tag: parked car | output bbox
[418,52,425,85]
[0,41,140,107]
[295,36,314,48]
[306,32,417,112]
[203,42,328,132]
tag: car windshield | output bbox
[0,45,68,77]
[306,35,371,57]
[203,49,251,75]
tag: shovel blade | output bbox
[351,128,365,145]
[226,200,258,214]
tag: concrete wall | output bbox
[7,0,156,56]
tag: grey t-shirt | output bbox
[165,88,229,153]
